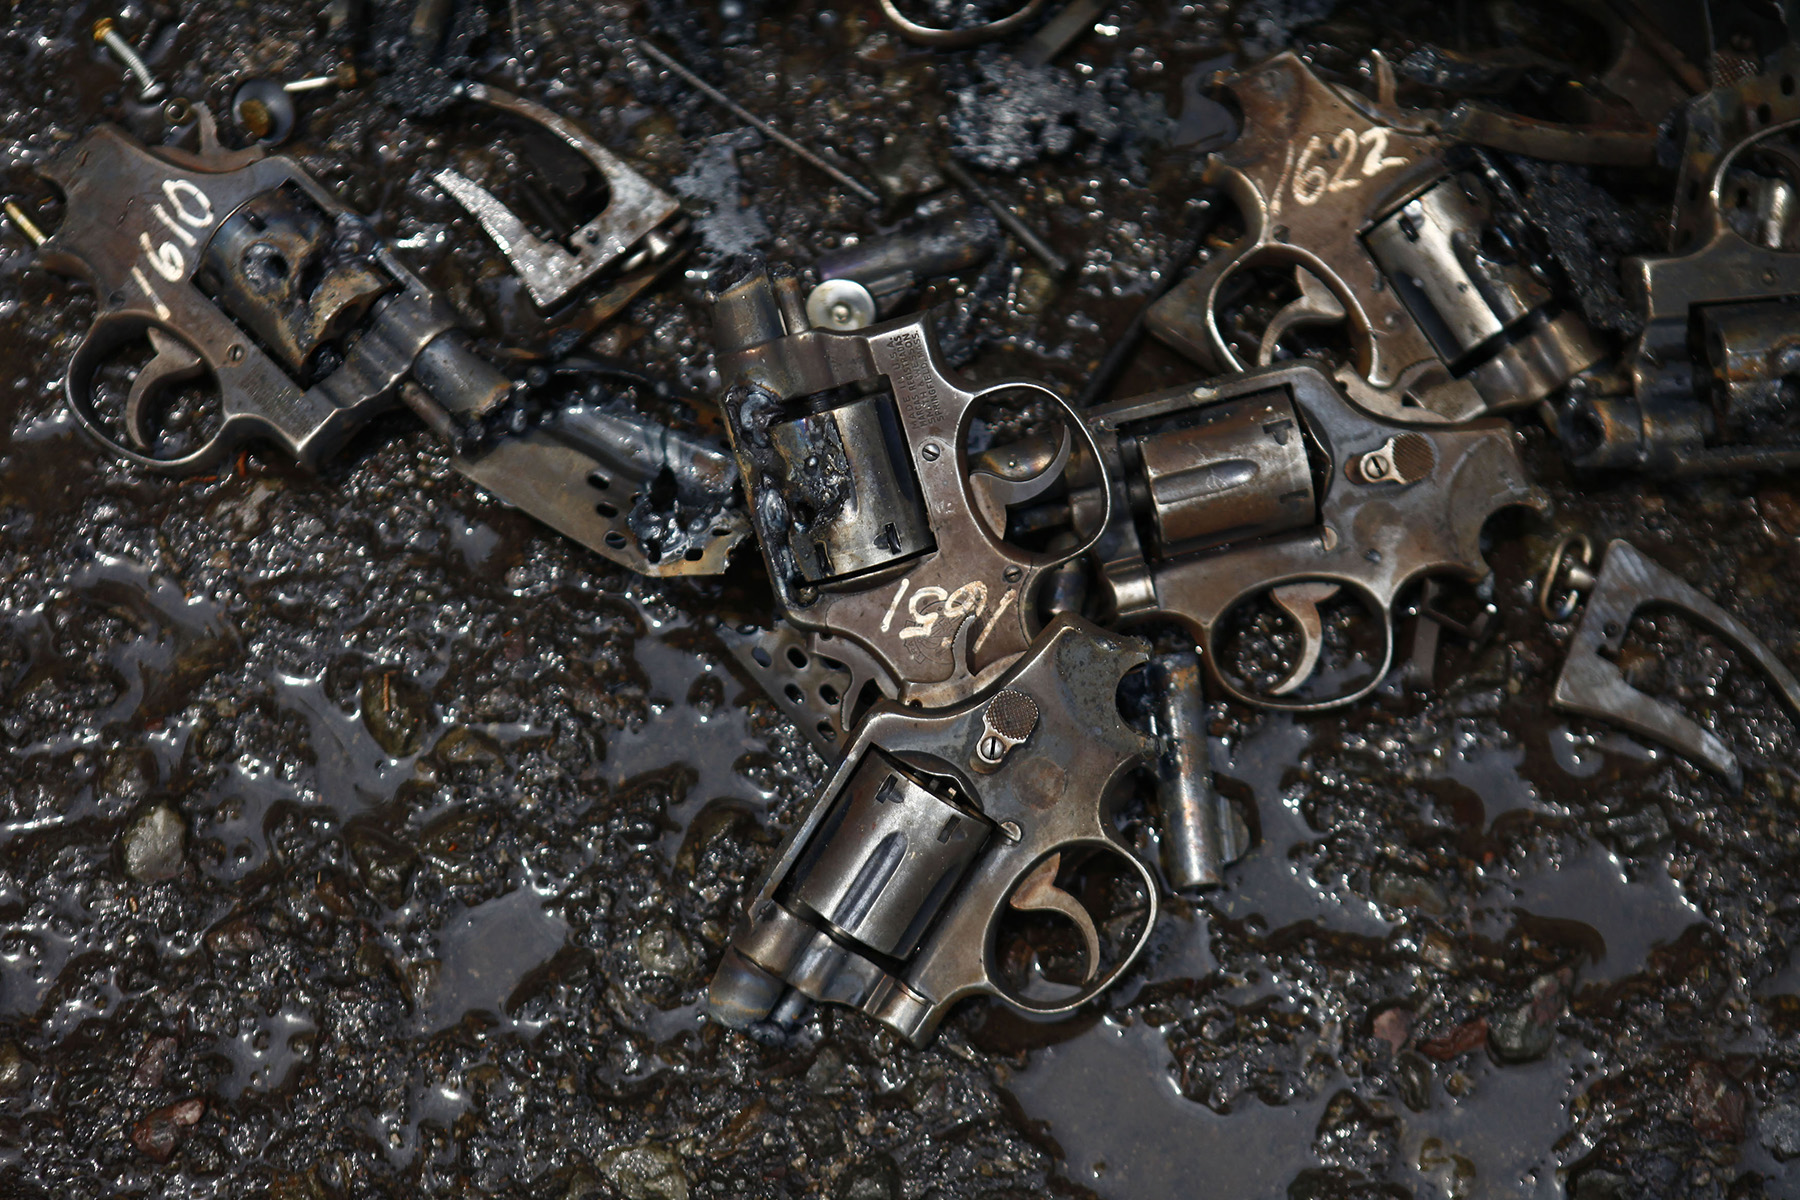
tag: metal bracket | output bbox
[434,84,684,309]
[1551,538,1800,787]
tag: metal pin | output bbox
[4,201,46,247]
[93,18,165,101]
[1148,651,1245,891]
[283,66,354,94]
[625,39,881,206]
[940,158,1069,277]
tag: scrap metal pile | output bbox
[8,0,1800,1191]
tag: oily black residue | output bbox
[4,3,1800,1199]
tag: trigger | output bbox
[126,329,206,452]
[1009,852,1099,984]
[1258,268,1345,368]
[1268,581,1340,696]
[969,425,1073,536]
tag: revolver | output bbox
[1561,51,1800,476]
[711,267,1109,726]
[23,109,745,576]
[1065,362,1545,709]
[708,615,1158,1045]
[1147,52,1601,425]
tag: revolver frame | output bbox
[1147,52,1600,425]
[41,121,493,474]
[713,269,1109,717]
[709,615,1157,1046]
[1077,362,1547,709]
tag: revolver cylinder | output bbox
[1120,389,1316,556]
[786,750,992,960]
[197,185,389,376]
[767,391,935,586]
[1364,174,1548,370]
[1079,363,1546,708]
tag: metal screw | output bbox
[920,443,941,462]
[978,734,1007,763]
[3,201,46,247]
[93,18,165,101]
[1358,448,1394,482]
[284,63,357,93]
[1003,565,1022,582]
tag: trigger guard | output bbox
[986,839,1159,1019]
[65,315,234,475]
[1202,243,1366,377]
[965,379,1112,574]
[1203,578,1396,713]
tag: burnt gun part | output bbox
[716,620,859,755]
[432,84,686,310]
[875,0,1052,48]
[1669,45,1800,250]
[36,119,740,577]
[1145,651,1246,891]
[1074,362,1546,709]
[707,615,1157,1046]
[812,208,1000,321]
[711,266,1109,717]
[1563,88,1800,475]
[1146,52,1601,425]
[455,401,750,577]
[1546,537,1800,788]
[1401,0,1698,170]
[40,121,510,475]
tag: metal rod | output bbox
[1148,651,1230,892]
[940,158,1069,276]
[1605,0,1707,94]
[4,201,46,247]
[1075,191,1221,408]
[93,18,165,101]
[1016,0,1109,67]
[628,40,881,206]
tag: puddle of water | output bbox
[1214,714,1392,937]
[0,908,79,1017]
[276,672,420,809]
[1396,1049,1602,1199]
[618,630,763,795]
[1447,742,1539,813]
[218,1003,317,1098]
[619,627,771,860]
[443,514,501,568]
[1008,1016,1328,1200]
[1547,724,1663,779]
[12,555,228,759]
[1172,55,1238,149]
[645,999,706,1043]
[1487,843,1701,982]
[418,887,569,1032]
[380,1077,473,1166]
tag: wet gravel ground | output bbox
[5,1,1800,1197]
